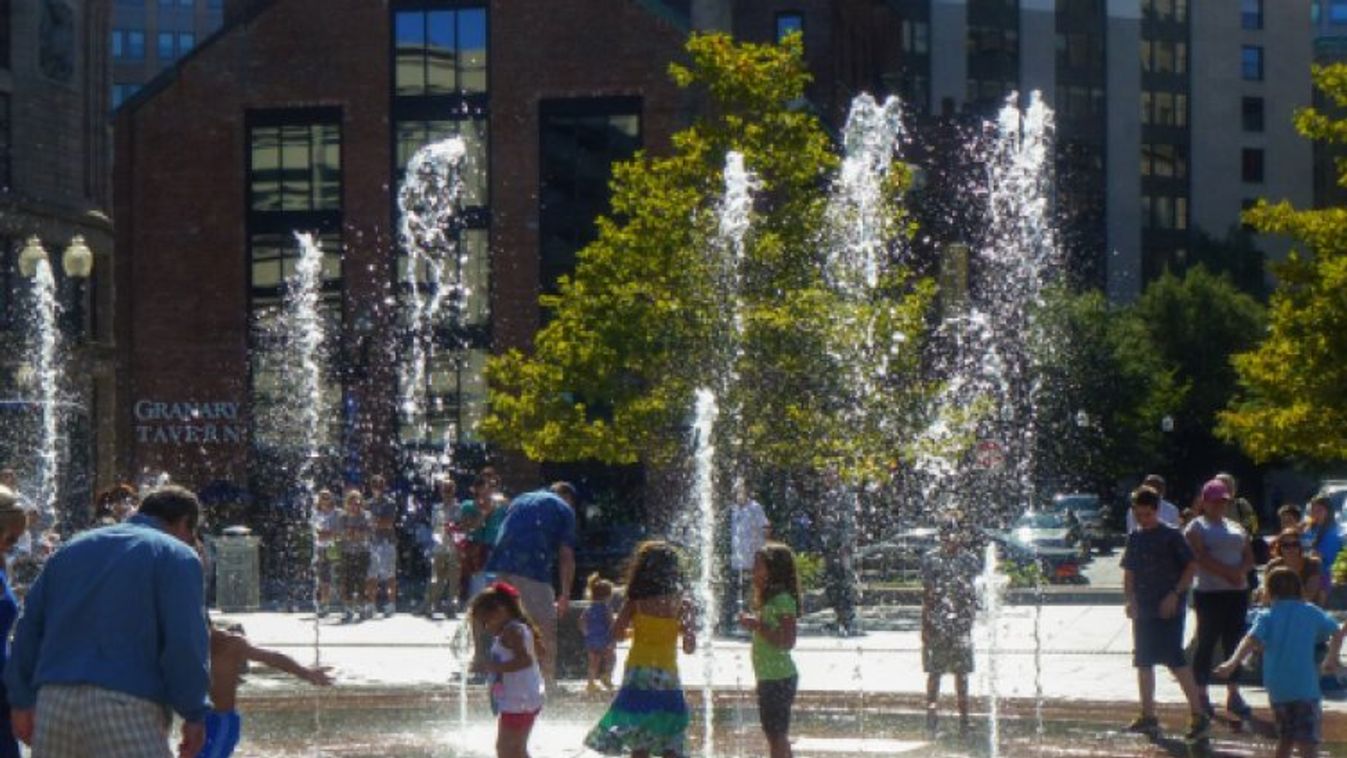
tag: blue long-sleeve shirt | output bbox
[4,514,210,722]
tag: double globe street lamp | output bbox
[18,235,95,337]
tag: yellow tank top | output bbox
[625,612,680,672]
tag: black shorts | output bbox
[1132,614,1187,669]
[1273,700,1321,744]
[757,675,798,737]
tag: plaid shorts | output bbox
[34,684,173,757]
[1273,699,1322,745]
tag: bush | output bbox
[795,552,825,592]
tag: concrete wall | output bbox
[1191,0,1311,265]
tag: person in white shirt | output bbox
[726,482,770,631]
[1127,474,1181,532]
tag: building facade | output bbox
[114,0,690,495]
[0,0,116,519]
[110,0,223,108]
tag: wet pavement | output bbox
[214,606,1347,756]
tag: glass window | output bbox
[539,99,643,297]
[776,12,804,44]
[1140,92,1152,124]
[1242,46,1263,81]
[110,29,123,59]
[1242,148,1264,183]
[157,32,174,61]
[395,118,488,207]
[1242,97,1265,132]
[1175,93,1187,127]
[1154,92,1175,126]
[178,33,194,55]
[179,0,193,6]
[1242,0,1263,29]
[127,31,145,60]
[249,122,341,212]
[399,347,489,445]
[395,7,488,96]
[1334,0,1347,23]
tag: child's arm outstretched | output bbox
[1212,634,1261,680]
[244,641,335,687]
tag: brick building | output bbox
[114,0,696,496]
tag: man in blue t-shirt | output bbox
[1122,485,1209,741]
[1216,566,1347,757]
[485,482,577,689]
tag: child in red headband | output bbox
[470,582,545,757]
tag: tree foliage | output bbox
[482,34,932,481]
[1031,286,1180,494]
[1218,64,1347,463]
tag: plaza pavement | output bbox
[221,604,1343,711]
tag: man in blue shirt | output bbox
[486,482,577,689]
[6,485,210,757]
[1216,566,1347,757]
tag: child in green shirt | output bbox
[739,542,800,758]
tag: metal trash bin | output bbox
[214,526,260,612]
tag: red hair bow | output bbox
[491,581,520,599]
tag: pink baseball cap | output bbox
[1201,479,1231,502]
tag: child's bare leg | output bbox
[586,651,600,685]
[767,732,792,758]
[926,673,940,708]
[1296,741,1318,758]
[955,674,969,724]
[1275,738,1293,758]
[496,722,531,758]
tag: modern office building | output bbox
[0,0,117,519]
[1312,0,1347,208]
[110,0,223,108]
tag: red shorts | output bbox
[499,709,540,731]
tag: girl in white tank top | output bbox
[470,582,545,757]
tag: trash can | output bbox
[214,526,260,612]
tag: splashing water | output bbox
[397,137,469,484]
[976,540,1009,756]
[691,389,719,758]
[30,259,61,529]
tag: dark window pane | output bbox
[1334,0,1347,22]
[157,32,174,61]
[1242,148,1264,183]
[0,0,9,71]
[459,8,487,93]
[128,31,145,60]
[1242,0,1263,29]
[0,93,9,191]
[110,30,123,59]
[1242,96,1264,132]
[1241,46,1263,81]
[179,33,194,54]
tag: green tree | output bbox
[1219,64,1347,463]
[482,34,932,496]
[1032,286,1180,495]
[1135,267,1264,494]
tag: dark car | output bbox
[1050,493,1118,554]
[984,515,1088,585]
[856,527,940,584]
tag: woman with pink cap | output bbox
[1184,477,1255,720]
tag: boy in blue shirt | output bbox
[1215,567,1347,758]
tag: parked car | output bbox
[856,527,939,584]
[1049,492,1119,554]
[985,513,1088,584]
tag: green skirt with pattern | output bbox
[584,665,689,756]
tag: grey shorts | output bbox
[368,541,396,581]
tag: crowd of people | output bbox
[1121,473,1347,758]
[2,459,1347,757]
